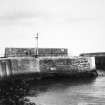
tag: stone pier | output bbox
[0,56,96,78]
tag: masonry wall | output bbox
[39,57,94,73]
[80,52,105,70]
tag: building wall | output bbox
[95,56,105,70]
[5,48,68,57]
[80,52,105,57]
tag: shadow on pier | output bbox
[0,73,97,105]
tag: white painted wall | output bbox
[89,57,96,70]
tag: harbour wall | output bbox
[39,57,95,73]
[0,56,96,78]
[80,53,105,70]
[0,57,39,77]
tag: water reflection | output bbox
[26,77,97,105]
[0,76,97,105]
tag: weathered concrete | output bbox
[0,56,96,78]
[0,57,39,77]
[11,57,40,74]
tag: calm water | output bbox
[0,76,105,105]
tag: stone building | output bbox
[5,48,68,57]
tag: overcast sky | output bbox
[0,0,105,56]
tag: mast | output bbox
[34,33,39,57]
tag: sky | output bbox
[0,0,105,56]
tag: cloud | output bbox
[0,0,37,21]
[0,0,104,23]
[0,0,104,27]
[0,0,104,56]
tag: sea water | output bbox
[0,76,105,105]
